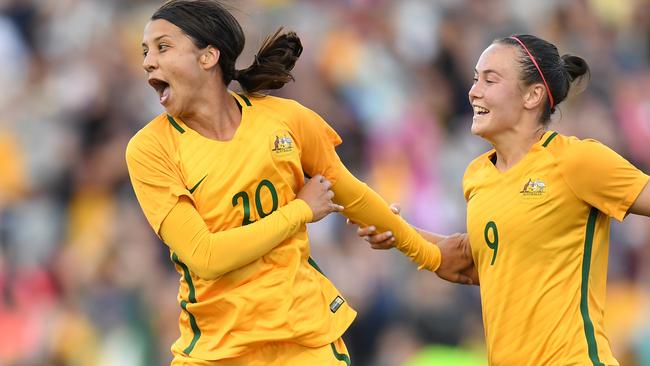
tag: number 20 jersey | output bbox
[463,131,649,366]
[125,93,356,360]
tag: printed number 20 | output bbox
[484,221,499,265]
[232,179,279,226]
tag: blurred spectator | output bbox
[0,1,648,365]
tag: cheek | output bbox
[168,54,200,80]
[489,87,521,113]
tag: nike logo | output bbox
[467,192,477,202]
[188,175,207,194]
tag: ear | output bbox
[199,45,220,70]
[523,83,546,110]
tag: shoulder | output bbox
[543,132,614,169]
[247,94,322,123]
[126,113,176,162]
[542,132,583,157]
[462,149,494,199]
[246,94,330,136]
[464,150,494,181]
[247,94,306,116]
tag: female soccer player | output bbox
[126,1,469,365]
[356,34,650,365]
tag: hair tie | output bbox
[510,36,555,109]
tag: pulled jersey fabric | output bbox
[463,131,649,366]
[126,93,356,360]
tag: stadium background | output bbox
[1,0,649,365]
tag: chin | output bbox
[470,120,485,136]
[471,116,498,138]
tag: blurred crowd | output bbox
[1,0,650,365]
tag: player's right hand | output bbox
[297,174,344,222]
[435,233,478,285]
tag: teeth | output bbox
[473,105,489,114]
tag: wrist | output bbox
[293,198,313,223]
[430,243,442,272]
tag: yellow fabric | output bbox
[558,138,648,221]
[332,164,442,271]
[0,131,27,206]
[171,337,349,366]
[126,92,355,361]
[160,197,312,280]
[463,131,649,366]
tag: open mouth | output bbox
[473,105,490,116]
[148,78,170,105]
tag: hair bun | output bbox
[560,54,590,82]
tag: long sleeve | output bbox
[332,163,442,271]
[282,100,440,270]
[160,197,313,280]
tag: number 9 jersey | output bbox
[125,92,356,361]
[463,131,649,366]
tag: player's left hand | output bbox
[349,204,400,250]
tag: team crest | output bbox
[520,178,547,197]
[271,133,294,155]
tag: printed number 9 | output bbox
[484,221,499,265]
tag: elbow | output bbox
[185,262,223,281]
[197,269,222,281]
[190,257,258,280]
[184,256,247,280]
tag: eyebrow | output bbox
[474,69,503,77]
[141,34,171,47]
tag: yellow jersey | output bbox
[463,131,649,366]
[126,93,356,360]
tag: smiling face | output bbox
[141,19,205,116]
[468,43,528,141]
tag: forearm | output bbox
[415,229,447,244]
[332,165,441,271]
[160,197,312,279]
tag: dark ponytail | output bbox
[560,54,589,84]
[151,0,302,95]
[234,28,303,95]
[496,34,590,124]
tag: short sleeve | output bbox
[462,167,473,202]
[462,152,492,202]
[559,139,650,221]
[125,133,194,234]
[289,103,343,183]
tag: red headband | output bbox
[509,36,555,109]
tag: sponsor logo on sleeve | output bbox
[330,296,345,313]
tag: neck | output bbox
[180,86,241,141]
[490,125,547,172]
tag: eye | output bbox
[472,77,478,84]
[142,49,148,57]
[485,79,495,84]
[159,43,169,51]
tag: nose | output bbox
[468,81,482,103]
[142,52,157,73]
